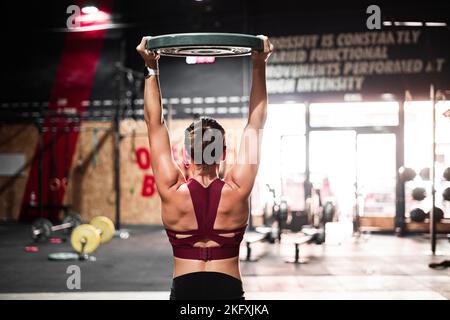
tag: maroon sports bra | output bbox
[165,178,247,261]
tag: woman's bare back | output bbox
[161,178,249,279]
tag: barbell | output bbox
[70,216,115,254]
[145,33,264,57]
[31,213,82,242]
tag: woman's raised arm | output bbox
[136,37,184,200]
[228,36,273,196]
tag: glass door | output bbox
[308,101,399,232]
[280,134,306,211]
[356,133,396,219]
[309,130,357,222]
[308,131,397,232]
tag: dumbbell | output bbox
[70,216,115,255]
[31,213,82,242]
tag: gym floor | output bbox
[1,223,449,300]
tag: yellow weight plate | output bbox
[70,224,101,254]
[90,216,115,244]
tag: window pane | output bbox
[252,104,306,216]
[310,102,399,127]
[259,104,306,194]
[357,134,396,217]
[280,135,306,211]
[309,130,356,221]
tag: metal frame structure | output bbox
[0,62,145,229]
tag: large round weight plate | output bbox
[48,252,79,261]
[146,33,264,57]
[31,218,53,242]
[90,216,115,243]
[71,224,101,254]
[62,212,82,235]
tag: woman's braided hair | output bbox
[185,116,226,171]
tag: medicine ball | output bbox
[443,187,450,202]
[410,208,426,222]
[427,207,444,223]
[444,167,450,181]
[399,167,416,182]
[419,167,430,180]
[411,187,426,201]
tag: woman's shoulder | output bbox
[221,178,250,203]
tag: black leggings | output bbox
[170,272,245,300]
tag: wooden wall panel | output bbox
[64,118,246,225]
[0,125,39,220]
[0,118,246,224]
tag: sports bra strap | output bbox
[164,178,248,261]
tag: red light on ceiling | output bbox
[81,6,99,14]
[76,8,110,27]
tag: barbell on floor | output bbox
[70,216,115,254]
[31,213,82,242]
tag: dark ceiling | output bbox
[0,0,448,104]
[2,0,449,33]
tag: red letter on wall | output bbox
[136,147,151,170]
[141,175,156,197]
